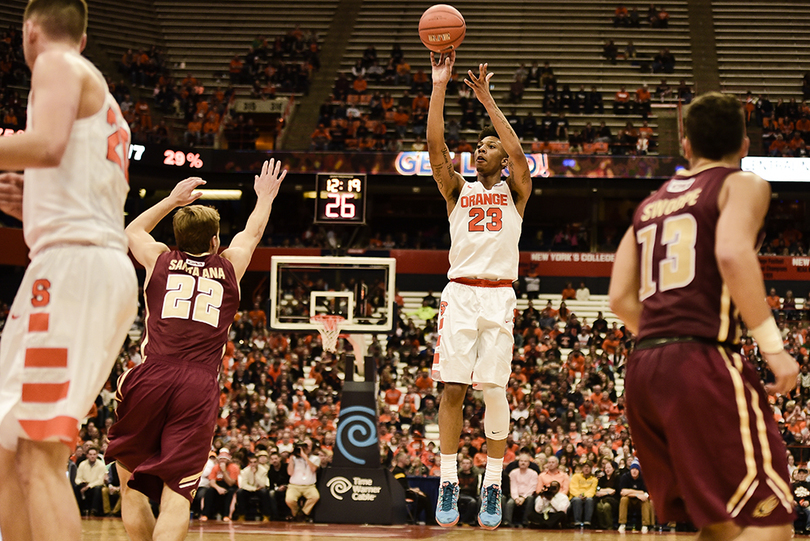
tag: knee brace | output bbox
[481,384,510,440]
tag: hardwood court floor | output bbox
[79,518,701,541]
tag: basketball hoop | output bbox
[311,314,346,353]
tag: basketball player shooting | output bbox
[105,159,285,541]
[0,3,138,541]
[609,92,798,541]
[427,50,531,530]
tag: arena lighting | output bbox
[195,189,242,200]
[741,157,810,183]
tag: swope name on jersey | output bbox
[167,258,226,280]
[639,187,703,222]
[459,192,509,208]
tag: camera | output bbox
[293,442,308,458]
[542,482,560,498]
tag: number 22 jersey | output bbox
[633,166,741,346]
[447,180,522,281]
[142,250,240,369]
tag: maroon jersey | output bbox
[633,166,741,345]
[142,250,240,370]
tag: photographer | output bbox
[527,480,569,529]
[285,441,320,522]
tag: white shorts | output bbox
[0,245,137,451]
[431,280,516,387]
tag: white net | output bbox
[311,315,345,353]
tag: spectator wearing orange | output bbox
[769,134,788,156]
[613,86,630,115]
[395,59,411,86]
[635,84,651,118]
[411,91,429,111]
[613,4,629,26]
[411,68,429,93]
[352,74,368,95]
[3,108,18,129]
[392,107,410,139]
[202,116,219,146]
[561,282,576,300]
[184,112,203,146]
[767,287,782,316]
[310,123,331,151]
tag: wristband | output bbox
[750,317,784,355]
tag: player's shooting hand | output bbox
[464,63,494,103]
[169,177,206,207]
[430,51,455,86]
[254,158,286,201]
[763,350,799,396]
[0,172,23,221]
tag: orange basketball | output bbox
[418,4,466,53]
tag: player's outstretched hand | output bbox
[430,51,455,86]
[255,158,286,201]
[169,177,206,207]
[763,350,799,396]
[0,172,23,221]
[465,63,494,103]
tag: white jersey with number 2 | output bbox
[447,180,522,281]
[23,91,130,258]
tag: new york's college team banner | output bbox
[0,228,806,281]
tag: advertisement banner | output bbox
[127,143,688,179]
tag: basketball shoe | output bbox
[477,483,502,530]
[435,481,460,527]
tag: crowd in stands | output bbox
[761,227,810,257]
[314,45,670,155]
[744,90,810,158]
[3,280,809,530]
[613,4,670,29]
[0,24,26,132]
[228,26,319,96]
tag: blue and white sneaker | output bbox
[477,483,502,530]
[435,481,460,527]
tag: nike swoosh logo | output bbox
[10,314,20,320]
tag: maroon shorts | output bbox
[105,357,219,503]
[625,341,795,529]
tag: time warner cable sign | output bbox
[326,476,383,501]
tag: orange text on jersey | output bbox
[639,188,703,222]
[459,193,509,208]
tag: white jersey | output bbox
[447,180,522,281]
[23,91,130,258]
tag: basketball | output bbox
[418,4,466,53]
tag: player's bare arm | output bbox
[0,172,23,221]
[427,51,464,214]
[221,158,286,281]
[0,52,95,170]
[126,177,206,272]
[464,62,531,216]
[609,226,642,334]
[716,171,798,395]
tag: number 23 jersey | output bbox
[448,180,522,281]
[143,250,240,369]
[633,166,741,346]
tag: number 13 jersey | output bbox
[633,166,741,346]
[447,180,522,281]
[143,250,240,369]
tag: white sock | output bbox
[440,453,458,484]
[483,456,503,487]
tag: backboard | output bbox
[269,256,396,333]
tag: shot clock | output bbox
[314,173,367,224]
